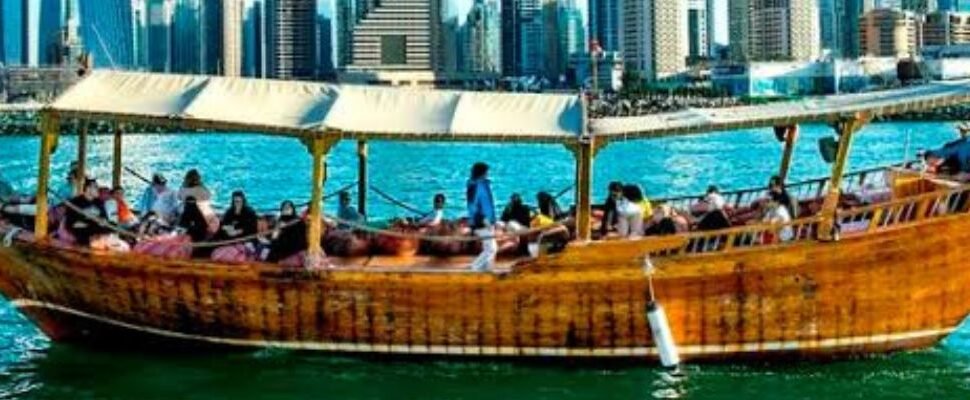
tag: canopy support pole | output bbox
[357,140,367,217]
[35,111,59,238]
[819,115,868,241]
[569,138,600,242]
[75,121,88,193]
[777,125,798,181]
[112,123,123,189]
[305,137,337,266]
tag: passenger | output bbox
[418,193,446,227]
[500,193,532,232]
[696,186,731,231]
[336,191,364,229]
[768,175,798,218]
[599,181,624,236]
[762,192,794,242]
[177,196,210,258]
[266,200,308,263]
[64,178,111,247]
[467,162,497,272]
[178,168,215,213]
[215,191,258,242]
[924,136,970,175]
[533,191,564,226]
[104,186,138,227]
[645,204,679,236]
[138,173,179,225]
[55,161,82,202]
[616,184,645,238]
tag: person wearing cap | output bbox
[138,173,178,225]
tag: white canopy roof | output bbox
[591,80,970,141]
[49,71,585,142]
[49,71,970,144]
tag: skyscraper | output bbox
[687,0,708,61]
[266,0,316,79]
[0,0,30,65]
[222,0,243,76]
[502,0,544,76]
[589,0,620,52]
[859,8,921,57]
[78,0,134,68]
[133,0,149,69]
[730,0,820,61]
[346,0,441,72]
[171,0,201,73]
[242,0,267,77]
[200,0,222,74]
[706,0,728,56]
[147,0,174,72]
[39,0,63,64]
[622,0,687,81]
[463,0,501,73]
[317,14,334,77]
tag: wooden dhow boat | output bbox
[3,71,970,363]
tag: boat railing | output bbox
[649,217,820,257]
[656,165,895,212]
[836,184,970,236]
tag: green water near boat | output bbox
[1,121,970,399]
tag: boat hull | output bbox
[1,213,969,361]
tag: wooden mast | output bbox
[75,122,88,193]
[112,123,123,189]
[573,97,596,242]
[306,136,336,265]
[777,125,798,181]
[357,140,368,217]
[818,114,869,241]
[34,111,60,238]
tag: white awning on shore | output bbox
[49,71,586,142]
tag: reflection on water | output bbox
[1,122,970,398]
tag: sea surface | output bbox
[1,122,970,399]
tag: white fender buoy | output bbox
[643,255,682,372]
[647,301,680,370]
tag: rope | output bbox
[182,218,303,249]
[369,185,429,216]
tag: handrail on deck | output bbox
[649,180,970,258]
[654,164,897,212]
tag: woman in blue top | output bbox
[467,162,496,272]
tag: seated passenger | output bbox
[266,200,308,263]
[177,196,210,258]
[139,173,179,225]
[645,204,679,236]
[104,186,138,227]
[500,193,532,232]
[215,191,258,242]
[616,185,645,238]
[178,169,217,228]
[768,175,798,218]
[336,191,364,229]
[418,193,446,227]
[762,192,794,242]
[532,191,565,227]
[65,179,111,247]
[696,186,732,231]
[599,181,624,236]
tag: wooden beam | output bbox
[819,115,869,240]
[305,137,336,266]
[357,140,367,217]
[573,139,595,242]
[112,123,123,189]
[34,112,59,238]
[777,125,798,181]
[75,122,88,193]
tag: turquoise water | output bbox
[1,122,970,399]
